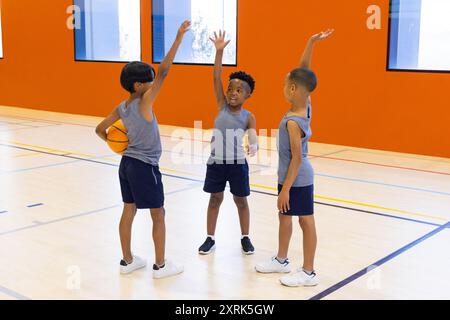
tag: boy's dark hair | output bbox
[120,61,155,93]
[289,68,317,93]
[229,71,256,94]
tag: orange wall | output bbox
[0,0,449,158]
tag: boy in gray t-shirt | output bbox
[256,29,334,287]
[95,21,191,280]
[199,30,259,256]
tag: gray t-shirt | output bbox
[209,104,251,164]
[277,102,314,187]
[117,98,162,166]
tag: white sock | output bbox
[207,235,215,241]
[241,235,249,240]
[276,257,288,264]
[303,269,314,275]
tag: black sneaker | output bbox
[198,237,216,255]
[241,237,255,255]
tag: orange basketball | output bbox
[107,120,128,155]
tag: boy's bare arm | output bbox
[95,108,121,142]
[299,29,334,69]
[278,121,303,213]
[210,30,231,110]
[139,20,191,122]
[246,113,258,156]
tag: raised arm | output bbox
[299,29,334,69]
[139,20,191,122]
[210,30,231,109]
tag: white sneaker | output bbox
[279,269,318,287]
[255,257,291,274]
[120,255,147,274]
[153,260,184,279]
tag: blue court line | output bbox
[314,201,441,227]
[2,142,448,300]
[316,173,450,196]
[0,143,444,228]
[0,159,88,175]
[161,148,272,169]
[0,205,122,237]
[250,189,442,227]
[163,147,449,196]
[0,124,60,133]
[309,220,450,300]
[0,184,201,237]
[165,183,203,196]
[0,285,31,300]
[347,149,450,164]
[6,144,445,198]
[27,203,44,208]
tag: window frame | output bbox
[0,7,4,60]
[72,0,143,64]
[151,0,239,67]
[387,0,450,74]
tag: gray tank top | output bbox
[209,104,251,164]
[117,98,162,166]
[277,101,314,187]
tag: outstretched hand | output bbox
[176,20,191,41]
[310,29,334,42]
[210,30,231,51]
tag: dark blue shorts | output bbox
[278,184,314,216]
[203,160,250,197]
[119,156,164,209]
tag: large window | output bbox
[152,0,237,65]
[388,0,450,72]
[74,0,141,62]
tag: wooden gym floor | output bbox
[0,105,449,300]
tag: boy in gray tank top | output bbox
[255,29,334,287]
[95,21,191,280]
[199,30,259,256]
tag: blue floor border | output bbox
[309,220,450,300]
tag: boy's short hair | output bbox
[229,71,256,94]
[120,61,155,93]
[288,68,317,93]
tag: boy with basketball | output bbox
[255,29,334,286]
[95,21,191,279]
[198,31,258,255]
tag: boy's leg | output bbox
[233,196,250,235]
[299,215,317,271]
[207,192,224,235]
[150,207,166,266]
[119,203,137,263]
[277,214,293,259]
[229,160,251,236]
[255,212,291,273]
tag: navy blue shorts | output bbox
[278,184,314,216]
[119,156,164,209]
[203,160,250,197]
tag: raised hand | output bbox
[209,30,231,51]
[176,20,191,41]
[310,29,334,42]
